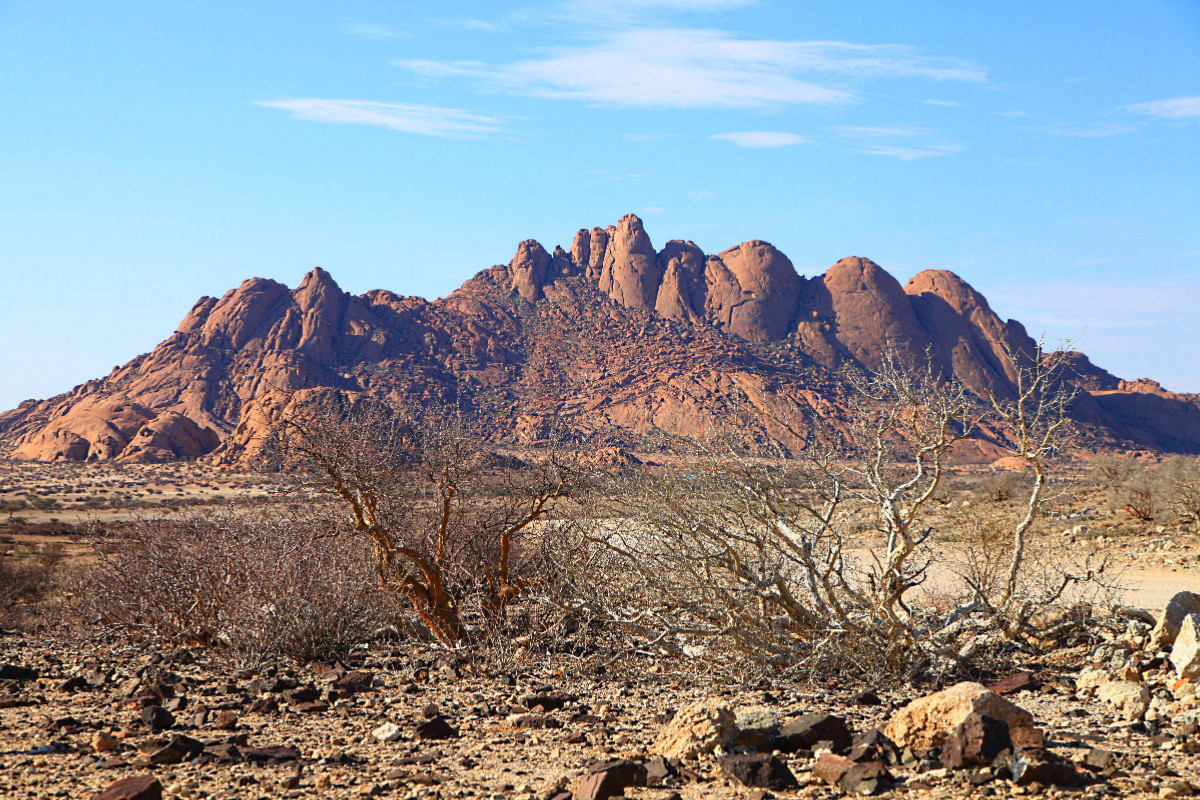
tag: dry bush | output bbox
[261,395,576,648]
[544,343,1107,681]
[69,507,402,664]
[1155,457,1200,526]
[1092,455,1160,522]
[0,540,64,627]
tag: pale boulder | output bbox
[1151,592,1200,649]
[652,700,735,760]
[883,682,1035,752]
[1171,614,1200,680]
[1096,680,1150,721]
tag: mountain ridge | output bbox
[4,213,1200,462]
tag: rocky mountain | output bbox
[4,214,1199,463]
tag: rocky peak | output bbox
[710,240,801,343]
[599,214,661,309]
[509,240,551,302]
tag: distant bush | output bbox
[0,540,64,627]
[70,508,403,664]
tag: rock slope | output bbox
[3,214,1198,462]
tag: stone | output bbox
[91,730,119,753]
[643,756,680,786]
[1172,614,1200,680]
[1096,680,1150,721]
[733,705,780,751]
[652,699,735,759]
[415,715,459,740]
[1151,592,1200,648]
[883,682,1035,751]
[941,712,1012,769]
[847,729,900,764]
[812,752,892,795]
[521,693,575,711]
[212,710,238,730]
[0,663,38,681]
[1081,748,1115,772]
[1006,751,1087,787]
[988,673,1039,695]
[97,776,162,800]
[716,753,798,789]
[140,705,175,731]
[575,759,647,800]
[775,713,853,754]
[372,722,402,743]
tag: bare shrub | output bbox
[546,343,1106,681]
[0,540,64,627]
[261,395,576,648]
[1156,457,1200,526]
[1092,455,1160,521]
[70,507,400,664]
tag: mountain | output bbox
[4,214,1200,463]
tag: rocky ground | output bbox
[4,600,1200,800]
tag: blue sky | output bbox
[2,0,1198,411]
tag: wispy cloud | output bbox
[1040,121,1138,138]
[920,98,964,108]
[711,131,808,148]
[255,99,503,139]
[834,125,962,160]
[1125,96,1200,120]
[340,22,405,39]
[432,18,502,32]
[394,30,985,110]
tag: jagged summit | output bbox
[3,214,1199,462]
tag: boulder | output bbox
[1151,592,1200,648]
[941,712,1012,768]
[97,776,163,800]
[1095,680,1150,721]
[1172,613,1200,680]
[575,759,647,800]
[716,753,798,789]
[775,713,853,754]
[651,700,735,760]
[883,682,1035,752]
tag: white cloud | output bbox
[393,29,985,110]
[1125,96,1200,119]
[1041,121,1138,138]
[341,22,404,39]
[834,125,961,160]
[920,98,964,108]
[856,143,963,160]
[255,99,503,139]
[711,131,808,147]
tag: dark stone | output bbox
[514,713,561,729]
[97,775,162,800]
[201,742,243,763]
[148,734,204,765]
[416,715,459,740]
[283,686,320,705]
[244,745,301,763]
[644,756,680,786]
[212,709,239,730]
[576,759,647,800]
[851,690,882,706]
[776,714,853,754]
[716,753,798,790]
[59,676,89,692]
[848,729,900,764]
[141,705,175,731]
[1081,748,1115,772]
[0,663,38,681]
[987,673,1039,695]
[812,752,892,795]
[942,713,1012,769]
[293,700,330,714]
[248,676,298,694]
[248,696,278,714]
[522,693,575,711]
[1008,751,1088,787]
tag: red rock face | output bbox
[2,213,1197,462]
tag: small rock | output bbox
[97,775,162,800]
[988,673,1040,696]
[141,705,175,731]
[775,714,852,754]
[1096,680,1150,721]
[415,715,459,740]
[0,663,38,681]
[91,730,119,753]
[575,758,647,800]
[1151,591,1200,648]
[733,705,779,751]
[1172,614,1200,680]
[212,710,238,730]
[812,752,892,795]
[372,722,402,743]
[941,712,1012,769]
[884,682,1035,751]
[717,753,798,790]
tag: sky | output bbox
[1,0,1198,412]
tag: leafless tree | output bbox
[263,394,574,647]
[546,343,1105,678]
